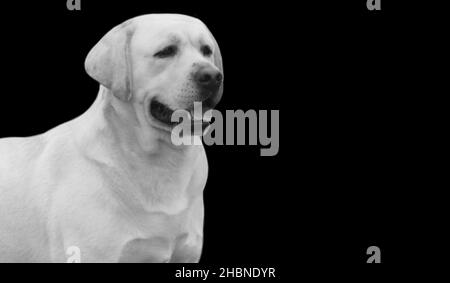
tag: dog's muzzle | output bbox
[194,65,223,92]
[150,99,211,131]
[150,65,223,129]
[150,100,178,126]
[193,65,223,106]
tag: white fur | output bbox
[0,14,222,263]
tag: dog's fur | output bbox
[0,14,223,263]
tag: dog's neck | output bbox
[76,86,202,170]
[71,86,205,214]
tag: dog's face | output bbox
[85,14,223,133]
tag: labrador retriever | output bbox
[0,13,223,263]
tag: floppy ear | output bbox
[85,21,135,101]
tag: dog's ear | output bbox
[85,20,135,101]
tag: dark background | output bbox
[0,0,445,274]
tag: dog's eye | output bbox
[201,45,213,57]
[154,45,178,58]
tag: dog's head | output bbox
[85,14,223,132]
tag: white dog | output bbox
[0,14,223,263]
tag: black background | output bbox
[0,0,445,277]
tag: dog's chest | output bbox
[118,236,174,263]
[106,160,198,215]
[101,149,207,262]
[117,211,202,263]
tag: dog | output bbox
[0,14,223,263]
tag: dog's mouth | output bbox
[150,100,178,126]
[149,99,211,131]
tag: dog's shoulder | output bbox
[0,120,85,188]
[0,135,47,175]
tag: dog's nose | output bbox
[194,66,223,91]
